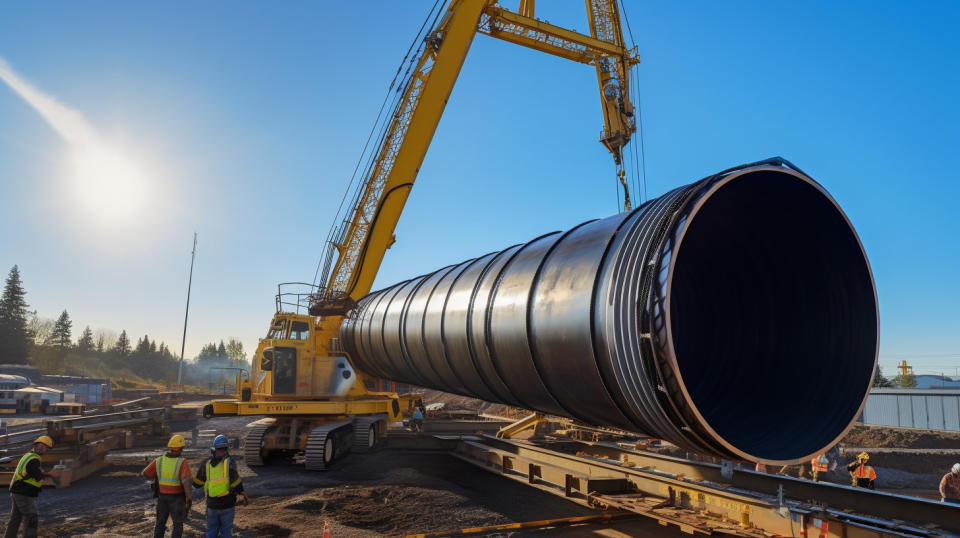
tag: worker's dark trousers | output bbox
[4,493,38,538]
[154,493,186,538]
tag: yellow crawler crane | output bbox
[204,0,640,470]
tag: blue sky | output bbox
[0,1,957,375]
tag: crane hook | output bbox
[618,166,632,212]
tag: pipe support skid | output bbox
[340,158,879,464]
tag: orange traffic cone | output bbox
[322,522,331,538]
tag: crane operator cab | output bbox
[245,313,357,401]
[204,307,420,470]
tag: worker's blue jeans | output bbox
[205,507,234,538]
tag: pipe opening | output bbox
[669,170,878,462]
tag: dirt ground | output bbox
[3,449,605,537]
[0,409,691,537]
[834,424,959,492]
[419,390,528,419]
[6,394,958,536]
[841,424,960,450]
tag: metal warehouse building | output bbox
[861,388,960,431]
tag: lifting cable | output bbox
[313,0,445,288]
[619,0,648,204]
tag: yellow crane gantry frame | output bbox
[206,0,641,469]
[311,0,640,318]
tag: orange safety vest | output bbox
[855,464,876,480]
[811,455,828,472]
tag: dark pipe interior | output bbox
[670,170,877,461]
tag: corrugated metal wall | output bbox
[861,389,960,431]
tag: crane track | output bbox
[242,419,276,467]
[352,415,388,453]
[305,419,353,471]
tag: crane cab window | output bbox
[267,319,288,339]
[289,321,310,340]
[272,347,297,394]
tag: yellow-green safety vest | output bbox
[205,457,230,498]
[156,455,184,490]
[10,452,41,490]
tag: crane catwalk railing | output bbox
[478,6,639,66]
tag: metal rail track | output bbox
[0,408,167,450]
[551,437,959,535]
[384,434,958,537]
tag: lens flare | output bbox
[69,145,146,221]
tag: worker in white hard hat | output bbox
[4,435,59,538]
[140,435,193,538]
[939,463,960,504]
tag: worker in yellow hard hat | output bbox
[140,434,193,538]
[846,451,876,489]
[4,435,60,538]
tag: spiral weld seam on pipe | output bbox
[341,159,879,464]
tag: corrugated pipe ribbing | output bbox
[340,159,879,464]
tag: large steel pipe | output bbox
[340,159,878,463]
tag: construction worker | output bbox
[846,451,877,489]
[194,434,248,538]
[810,453,829,482]
[140,434,193,538]
[938,463,960,504]
[4,435,58,538]
[412,406,424,433]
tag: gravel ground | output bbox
[0,450,601,537]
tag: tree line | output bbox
[872,364,918,389]
[0,265,248,386]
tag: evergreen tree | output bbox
[77,326,95,352]
[872,365,894,388]
[217,340,227,360]
[47,310,73,349]
[0,266,32,363]
[135,335,152,355]
[197,342,219,362]
[96,333,105,353]
[149,340,157,354]
[114,330,131,356]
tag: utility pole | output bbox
[177,232,197,388]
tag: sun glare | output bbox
[69,144,147,221]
